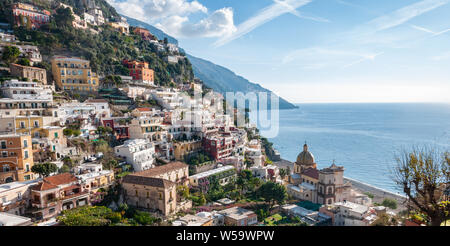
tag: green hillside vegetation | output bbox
[1,0,194,87]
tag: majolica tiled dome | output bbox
[296,143,315,166]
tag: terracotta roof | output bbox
[136,108,151,112]
[32,181,58,191]
[134,162,188,178]
[44,173,78,186]
[122,175,175,188]
[85,99,108,103]
[302,168,319,180]
[32,173,79,191]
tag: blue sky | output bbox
[109,0,450,103]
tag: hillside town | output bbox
[0,1,447,227]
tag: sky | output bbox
[108,0,450,103]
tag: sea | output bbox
[255,103,450,193]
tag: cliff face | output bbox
[187,54,298,110]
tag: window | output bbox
[2,151,7,157]
[1,141,6,149]
[24,150,29,159]
[25,164,30,172]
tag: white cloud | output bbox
[410,24,450,36]
[355,0,450,34]
[155,8,236,38]
[282,47,383,69]
[107,0,207,21]
[107,0,235,38]
[214,0,313,47]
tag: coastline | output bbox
[273,158,407,211]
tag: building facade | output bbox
[30,173,89,220]
[12,3,50,29]
[122,60,154,84]
[51,56,99,92]
[114,139,156,172]
[0,134,35,184]
[9,63,47,84]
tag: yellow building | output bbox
[51,56,99,92]
[0,134,35,184]
[13,116,55,138]
[109,22,129,34]
[173,140,202,161]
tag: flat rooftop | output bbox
[0,212,32,226]
[189,165,235,180]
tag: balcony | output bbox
[31,198,58,209]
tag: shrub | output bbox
[382,198,398,209]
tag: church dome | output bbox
[296,143,315,166]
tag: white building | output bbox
[58,99,110,125]
[250,164,281,183]
[165,43,179,53]
[281,204,331,226]
[0,212,32,226]
[189,165,236,188]
[327,201,377,226]
[1,80,53,102]
[114,139,155,172]
[164,56,178,64]
[150,88,183,110]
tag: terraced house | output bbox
[12,3,50,29]
[51,56,99,92]
[122,162,192,216]
[0,79,56,119]
[30,173,89,220]
[0,134,35,184]
[122,60,155,84]
[9,63,47,84]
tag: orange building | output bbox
[133,27,154,41]
[122,60,154,84]
[0,134,35,184]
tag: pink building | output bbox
[12,3,50,29]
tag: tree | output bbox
[72,129,81,137]
[199,193,207,206]
[63,128,73,136]
[58,164,71,174]
[279,168,287,180]
[53,7,75,28]
[31,162,58,177]
[382,198,398,210]
[57,206,114,226]
[104,159,119,170]
[257,181,287,211]
[133,211,159,225]
[2,46,20,63]
[17,58,30,66]
[177,185,190,200]
[393,147,450,226]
